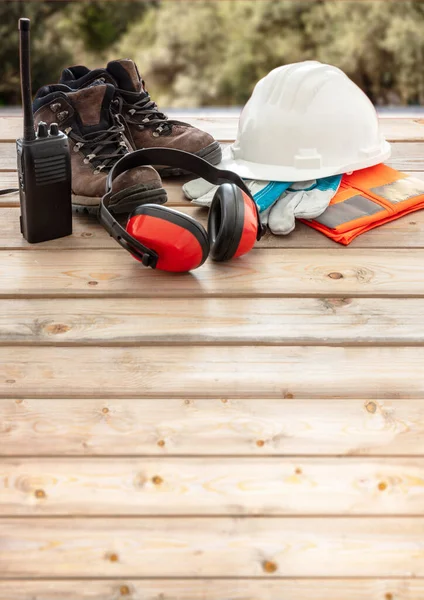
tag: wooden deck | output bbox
[0,115,424,599]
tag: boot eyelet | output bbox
[152,131,160,138]
[57,111,69,121]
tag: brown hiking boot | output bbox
[59,59,222,177]
[32,82,167,214]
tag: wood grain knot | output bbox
[328,272,343,280]
[34,489,46,499]
[283,392,294,399]
[45,323,71,335]
[120,585,130,596]
[157,440,166,447]
[88,280,98,286]
[262,560,277,573]
[378,481,388,491]
[81,232,93,238]
[106,552,119,562]
[295,467,302,475]
[385,593,393,600]
[256,440,265,447]
[15,399,23,404]
[221,398,228,403]
[102,407,109,414]
[365,401,377,414]
[152,476,163,485]
[6,380,15,384]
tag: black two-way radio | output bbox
[16,18,72,243]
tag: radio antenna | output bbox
[19,18,35,141]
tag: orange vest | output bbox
[303,164,424,245]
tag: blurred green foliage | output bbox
[119,0,424,107]
[1,0,424,107]
[0,1,71,106]
[0,0,150,105]
[71,1,156,52]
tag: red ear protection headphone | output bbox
[99,148,264,272]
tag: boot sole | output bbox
[72,185,168,216]
[158,142,222,177]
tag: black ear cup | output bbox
[208,183,245,261]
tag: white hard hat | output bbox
[218,61,391,181]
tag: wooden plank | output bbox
[0,143,16,170]
[0,176,190,208]
[1,249,424,298]
[1,579,423,600]
[4,206,424,249]
[1,297,424,345]
[2,141,424,172]
[389,142,424,171]
[1,517,424,577]
[2,116,424,142]
[381,117,424,142]
[1,168,424,213]
[2,457,424,516]
[1,398,423,457]
[0,346,423,398]
[0,172,18,188]
[0,580,422,600]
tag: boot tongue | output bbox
[107,59,144,93]
[67,83,115,133]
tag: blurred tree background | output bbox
[1,0,424,107]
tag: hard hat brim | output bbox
[216,142,392,182]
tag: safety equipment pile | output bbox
[183,60,424,244]
[184,164,424,244]
[183,175,342,236]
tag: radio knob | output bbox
[37,122,48,138]
[49,123,59,136]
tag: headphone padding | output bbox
[208,183,245,262]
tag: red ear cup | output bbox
[126,204,210,272]
[233,191,259,258]
[208,183,258,261]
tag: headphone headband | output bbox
[106,148,253,197]
[99,148,263,267]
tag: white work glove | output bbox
[262,175,342,235]
[183,177,292,212]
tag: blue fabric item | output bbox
[253,181,292,212]
[255,175,341,213]
[311,175,342,192]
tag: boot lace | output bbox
[64,121,128,174]
[113,94,175,137]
